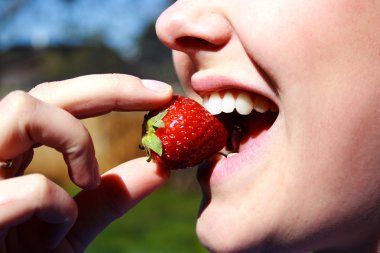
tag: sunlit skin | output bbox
[0,75,173,252]
[0,1,379,252]
[156,0,380,252]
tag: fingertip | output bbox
[103,157,171,198]
[135,156,171,181]
[89,158,101,190]
[141,79,173,96]
[69,156,101,190]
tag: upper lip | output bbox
[190,73,279,105]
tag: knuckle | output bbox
[27,173,54,199]
[107,73,126,86]
[103,73,140,107]
[29,82,60,104]
[106,73,139,90]
[29,82,49,97]
[25,173,79,223]
[2,90,35,116]
[67,123,92,152]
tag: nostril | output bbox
[176,36,223,51]
[156,3,232,53]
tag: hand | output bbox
[0,74,173,252]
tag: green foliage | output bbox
[85,186,208,253]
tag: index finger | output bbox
[29,74,173,118]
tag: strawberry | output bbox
[140,95,227,170]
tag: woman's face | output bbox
[156,0,380,252]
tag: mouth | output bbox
[199,90,280,185]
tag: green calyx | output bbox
[141,109,167,161]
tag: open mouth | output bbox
[199,90,279,183]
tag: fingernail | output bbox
[142,79,172,93]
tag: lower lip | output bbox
[198,112,281,186]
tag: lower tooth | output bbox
[227,153,237,158]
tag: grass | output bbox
[83,186,208,253]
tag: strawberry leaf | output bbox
[153,120,165,129]
[142,133,163,159]
[141,109,167,162]
[148,110,168,130]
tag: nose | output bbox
[156,1,232,52]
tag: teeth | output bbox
[207,92,223,115]
[202,91,276,115]
[252,95,271,113]
[214,152,238,160]
[221,91,235,113]
[236,92,254,115]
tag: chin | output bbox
[195,190,283,253]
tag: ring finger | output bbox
[0,149,34,179]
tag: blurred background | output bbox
[0,1,207,252]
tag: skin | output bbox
[0,74,173,252]
[1,1,379,252]
[156,0,380,252]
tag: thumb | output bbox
[66,157,170,252]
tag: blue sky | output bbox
[0,0,171,57]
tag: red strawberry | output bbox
[141,95,227,170]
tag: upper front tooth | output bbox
[221,92,235,113]
[208,92,222,115]
[235,92,254,115]
[202,91,276,115]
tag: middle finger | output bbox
[0,91,100,189]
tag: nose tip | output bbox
[156,3,232,52]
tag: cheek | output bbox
[234,0,380,90]
[233,0,380,160]
[287,93,380,199]
[231,0,380,241]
